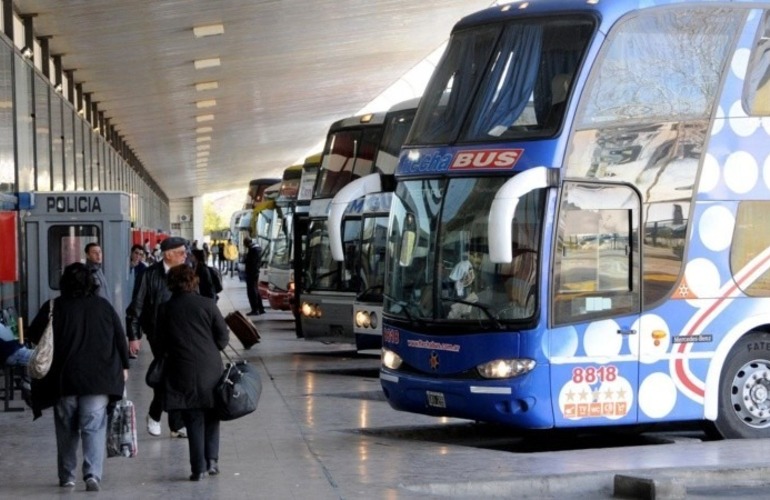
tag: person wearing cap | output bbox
[125,236,189,438]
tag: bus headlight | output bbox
[301,302,323,318]
[355,310,371,328]
[369,312,378,329]
[476,359,535,379]
[382,348,403,370]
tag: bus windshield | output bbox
[357,214,390,302]
[409,15,594,144]
[268,207,293,270]
[385,177,545,325]
[305,219,338,291]
[314,127,383,198]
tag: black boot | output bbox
[207,459,219,475]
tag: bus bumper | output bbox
[267,290,292,311]
[379,367,553,428]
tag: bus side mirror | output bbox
[399,230,416,267]
[488,167,558,263]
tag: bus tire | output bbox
[712,331,770,439]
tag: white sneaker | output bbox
[170,427,187,438]
[147,416,161,436]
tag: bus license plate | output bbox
[426,391,446,408]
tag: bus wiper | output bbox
[357,284,383,301]
[440,297,505,330]
[382,292,424,327]
[306,269,339,291]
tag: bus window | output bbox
[578,8,741,127]
[732,201,770,296]
[553,182,640,326]
[464,18,593,140]
[570,8,741,307]
[746,11,770,116]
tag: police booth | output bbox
[22,192,131,318]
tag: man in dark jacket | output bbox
[125,236,188,438]
[244,238,265,315]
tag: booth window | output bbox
[47,225,100,290]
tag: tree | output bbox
[204,200,228,237]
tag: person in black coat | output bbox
[156,265,229,481]
[27,262,129,491]
[244,237,265,315]
[125,236,189,437]
[191,248,216,299]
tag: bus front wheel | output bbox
[712,331,770,439]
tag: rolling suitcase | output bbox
[225,311,261,349]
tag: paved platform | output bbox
[2,276,770,498]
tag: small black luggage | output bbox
[225,311,260,349]
[215,360,262,421]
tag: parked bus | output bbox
[380,0,770,439]
[264,164,303,308]
[299,113,387,342]
[327,98,419,350]
[290,154,322,337]
[244,177,281,210]
[250,181,281,292]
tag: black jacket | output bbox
[156,292,229,410]
[245,243,262,279]
[28,297,129,419]
[125,261,172,341]
[195,263,217,299]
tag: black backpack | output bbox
[208,266,223,293]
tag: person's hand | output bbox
[123,369,129,381]
[129,339,141,356]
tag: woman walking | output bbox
[156,265,229,480]
[27,262,129,492]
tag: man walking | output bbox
[125,236,188,438]
[244,237,266,315]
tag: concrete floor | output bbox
[2,277,770,499]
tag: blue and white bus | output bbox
[380,0,770,439]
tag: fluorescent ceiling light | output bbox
[194,58,221,70]
[193,24,224,38]
[197,144,211,151]
[196,126,213,134]
[196,136,211,143]
[196,114,215,122]
[196,81,219,91]
[196,99,217,109]
[197,151,210,158]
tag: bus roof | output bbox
[388,97,421,114]
[282,164,303,180]
[455,0,769,34]
[328,111,387,132]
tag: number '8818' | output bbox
[571,365,618,384]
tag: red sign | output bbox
[449,149,523,170]
[0,212,18,282]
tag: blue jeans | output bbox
[5,346,32,366]
[54,395,109,484]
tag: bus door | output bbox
[549,181,642,427]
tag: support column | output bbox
[193,195,204,243]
